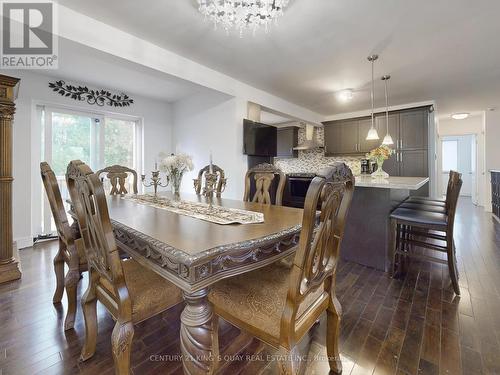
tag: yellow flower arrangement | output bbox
[366,145,395,161]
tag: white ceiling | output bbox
[49,38,209,103]
[56,0,500,117]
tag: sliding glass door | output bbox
[40,106,140,234]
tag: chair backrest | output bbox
[446,170,463,233]
[243,163,286,205]
[40,162,73,246]
[444,170,455,211]
[280,163,355,345]
[193,164,227,198]
[96,165,138,195]
[66,160,123,285]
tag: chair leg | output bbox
[277,346,300,375]
[80,272,98,361]
[402,225,411,275]
[326,293,343,374]
[447,237,460,295]
[64,268,80,330]
[52,242,65,304]
[388,218,398,277]
[111,321,134,375]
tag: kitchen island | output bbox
[341,176,429,271]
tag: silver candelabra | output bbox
[141,170,168,196]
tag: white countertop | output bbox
[355,176,429,190]
[490,170,500,173]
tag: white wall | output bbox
[485,110,500,212]
[438,114,486,206]
[172,92,247,200]
[11,70,173,248]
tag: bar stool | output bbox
[404,170,455,207]
[398,171,459,214]
[389,172,462,295]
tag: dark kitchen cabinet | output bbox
[399,149,428,177]
[399,109,428,150]
[324,119,358,155]
[323,106,431,185]
[492,171,500,220]
[382,152,399,176]
[276,127,298,158]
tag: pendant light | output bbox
[381,75,394,145]
[366,54,379,140]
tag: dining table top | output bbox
[108,192,304,266]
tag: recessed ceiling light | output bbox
[451,113,469,120]
[338,89,353,102]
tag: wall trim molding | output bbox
[15,236,33,249]
[323,101,436,122]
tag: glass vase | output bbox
[170,172,183,196]
[371,157,389,178]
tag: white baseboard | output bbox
[14,236,34,249]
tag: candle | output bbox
[209,151,213,174]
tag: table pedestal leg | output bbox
[180,288,219,375]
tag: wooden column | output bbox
[0,74,21,284]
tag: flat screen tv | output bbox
[243,119,277,157]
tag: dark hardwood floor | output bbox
[1,198,499,375]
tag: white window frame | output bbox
[33,103,143,236]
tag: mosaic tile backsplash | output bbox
[274,127,363,176]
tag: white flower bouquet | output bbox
[158,152,194,194]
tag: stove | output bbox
[283,173,316,208]
[286,172,317,178]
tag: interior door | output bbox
[471,135,478,204]
[441,135,473,197]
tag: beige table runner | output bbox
[123,195,264,225]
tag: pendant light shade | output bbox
[382,133,394,145]
[366,55,379,141]
[381,74,394,145]
[367,127,380,140]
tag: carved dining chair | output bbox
[96,165,138,196]
[66,160,183,375]
[243,163,286,205]
[193,164,227,197]
[389,171,463,294]
[40,162,88,331]
[210,163,355,374]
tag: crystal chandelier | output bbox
[197,0,290,36]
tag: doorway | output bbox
[441,134,477,203]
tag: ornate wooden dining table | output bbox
[106,192,304,374]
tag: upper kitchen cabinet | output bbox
[324,119,358,155]
[399,108,429,150]
[276,126,298,158]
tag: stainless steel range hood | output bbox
[293,123,323,150]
